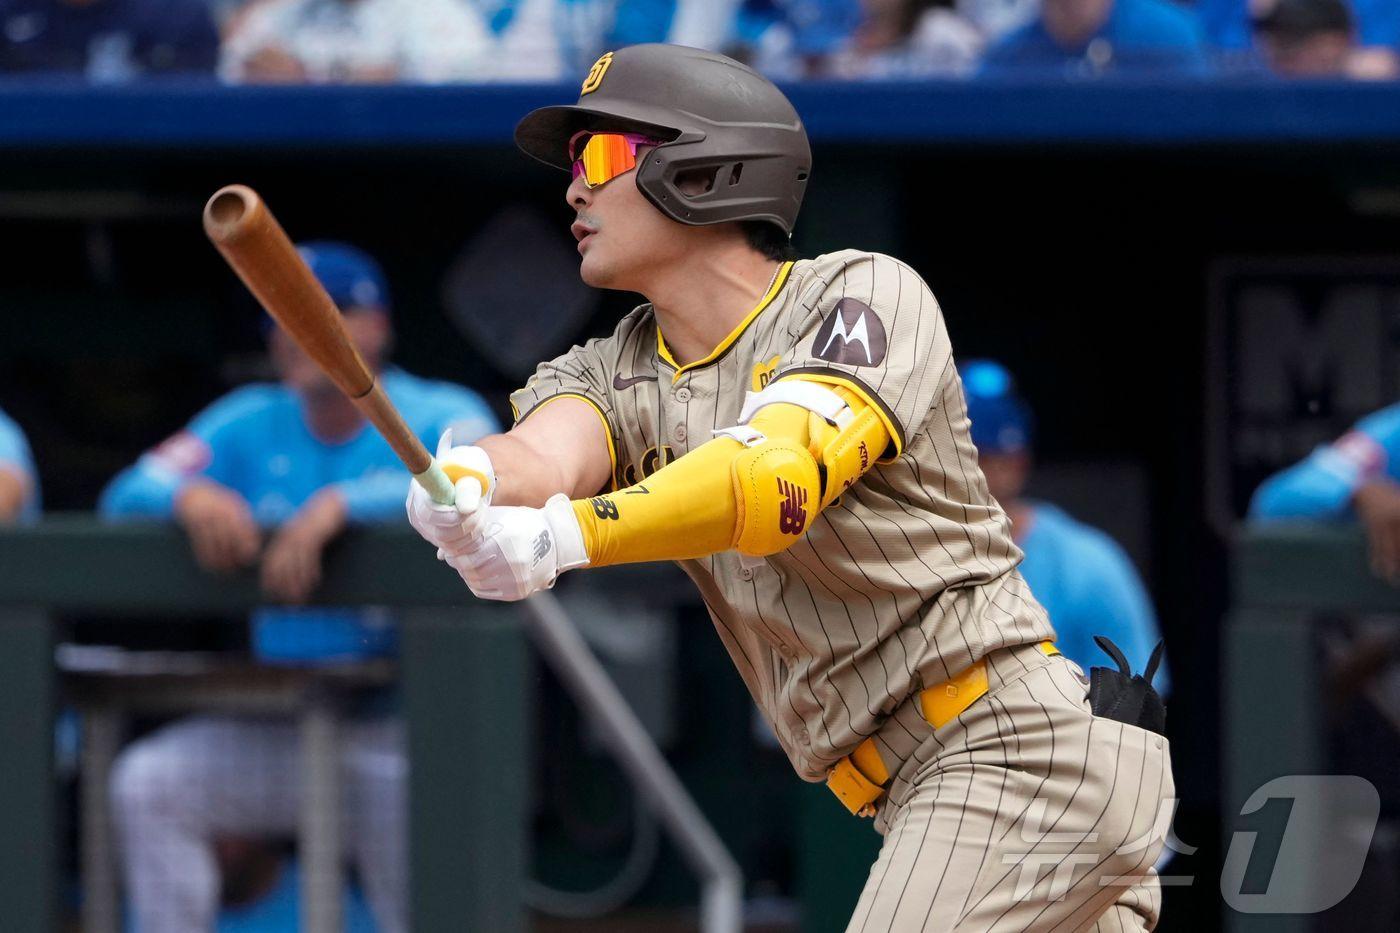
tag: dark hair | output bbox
[743,220,799,262]
[1253,0,1353,37]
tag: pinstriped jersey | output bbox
[510,250,1056,781]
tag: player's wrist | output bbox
[543,494,590,572]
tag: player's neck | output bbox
[645,246,782,368]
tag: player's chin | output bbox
[577,252,614,289]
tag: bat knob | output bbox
[204,185,260,242]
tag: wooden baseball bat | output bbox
[203,202,739,926]
[202,184,457,505]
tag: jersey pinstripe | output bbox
[847,643,1171,931]
[510,250,1057,782]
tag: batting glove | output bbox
[443,494,590,601]
[406,430,495,558]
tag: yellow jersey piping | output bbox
[655,261,794,384]
[515,392,619,492]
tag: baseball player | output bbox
[0,405,39,524]
[960,359,1168,694]
[409,45,1173,930]
[100,242,498,933]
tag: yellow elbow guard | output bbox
[743,380,889,507]
[724,379,889,555]
[728,431,822,557]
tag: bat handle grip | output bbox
[414,460,458,507]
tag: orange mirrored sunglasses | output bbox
[569,131,662,189]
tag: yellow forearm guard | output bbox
[570,381,890,568]
[570,435,742,567]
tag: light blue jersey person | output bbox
[0,406,40,524]
[962,360,1168,694]
[100,242,498,933]
[101,242,498,662]
[1250,402,1400,582]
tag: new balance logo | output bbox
[811,298,888,367]
[531,530,552,567]
[776,478,808,535]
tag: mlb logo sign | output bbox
[1207,257,1400,528]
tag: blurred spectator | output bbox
[1248,402,1400,862]
[100,241,499,933]
[960,0,1041,42]
[1250,402,1400,582]
[475,0,566,78]
[168,841,377,932]
[0,0,218,79]
[1252,0,1397,77]
[0,406,39,523]
[828,0,986,78]
[220,0,497,83]
[961,360,1169,688]
[1201,0,1399,65]
[735,0,864,77]
[604,0,742,49]
[979,0,1210,76]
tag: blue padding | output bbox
[4,78,1400,146]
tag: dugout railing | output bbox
[0,517,740,933]
[1225,525,1400,932]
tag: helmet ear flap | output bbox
[645,159,732,223]
[635,131,804,233]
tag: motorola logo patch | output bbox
[811,298,887,367]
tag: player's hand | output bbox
[406,431,495,557]
[442,494,589,601]
[174,479,262,573]
[1354,479,1400,584]
[260,489,347,604]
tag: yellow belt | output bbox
[826,641,1060,817]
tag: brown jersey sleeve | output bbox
[508,338,621,491]
[775,252,951,460]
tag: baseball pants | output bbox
[847,643,1173,932]
[110,714,407,933]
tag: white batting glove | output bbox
[443,494,590,601]
[406,429,496,558]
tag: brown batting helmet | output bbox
[514,44,811,235]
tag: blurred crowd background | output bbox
[3,0,1400,83]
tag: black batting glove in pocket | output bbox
[1088,636,1167,737]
